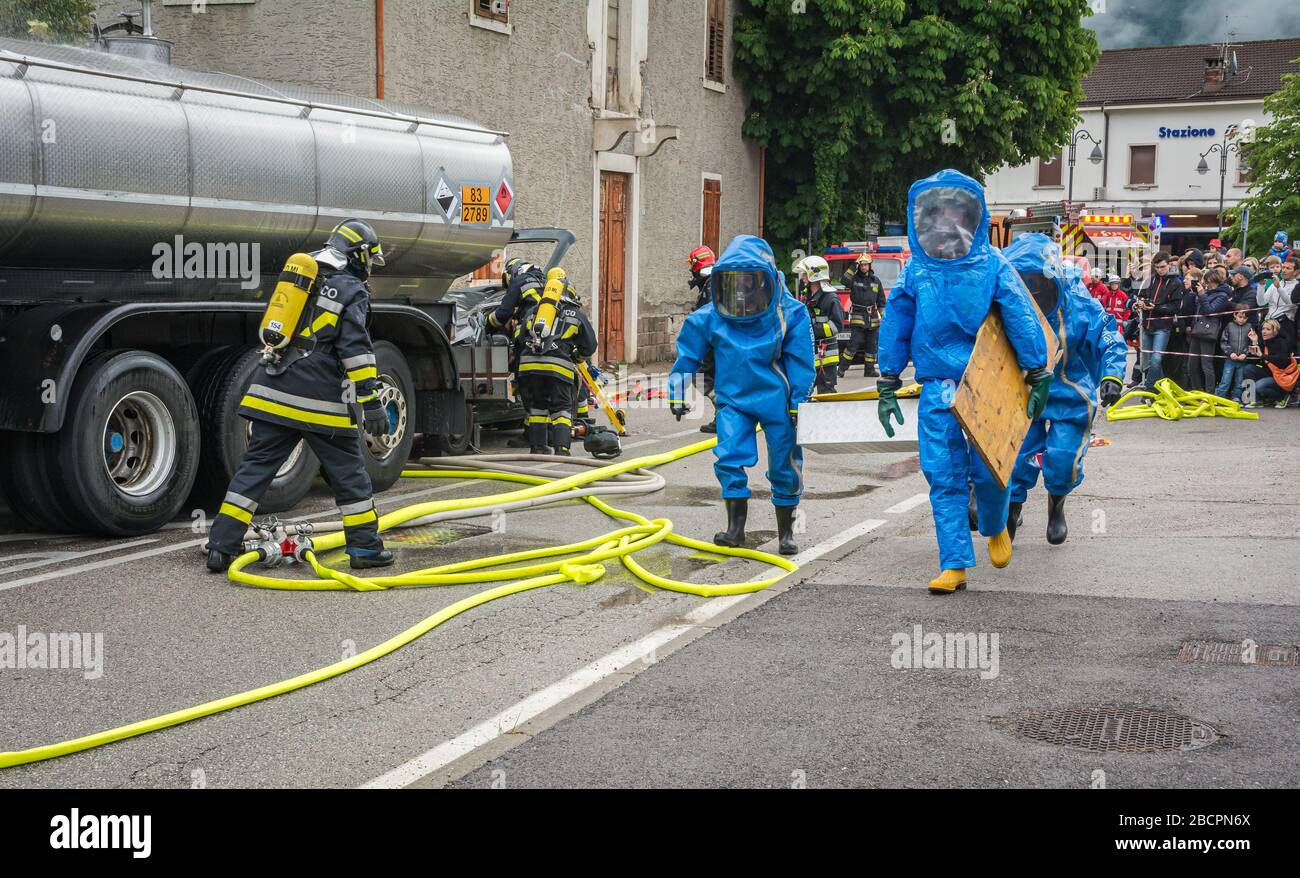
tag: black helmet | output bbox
[326,219,385,277]
[502,256,527,286]
[561,280,581,307]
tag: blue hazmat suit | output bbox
[1003,234,1128,502]
[669,235,816,506]
[877,169,1048,570]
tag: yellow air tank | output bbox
[531,266,566,342]
[259,253,320,351]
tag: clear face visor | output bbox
[713,270,773,318]
[913,187,981,260]
[1018,270,1059,314]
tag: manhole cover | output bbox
[1004,706,1220,753]
[1179,640,1298,667]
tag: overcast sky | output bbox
[1086,0,1300,49]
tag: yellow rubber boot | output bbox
[928,568,967,595]
[988,529,1013,568]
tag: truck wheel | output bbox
[190,347,319,514]
[361,341,415,492]
[56,350,201,536]
[0,430,87,532]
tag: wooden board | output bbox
[950,303,1061,489]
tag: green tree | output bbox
[1222,67,1300,257]
[734,0,1099,266]
[0,0,95,43]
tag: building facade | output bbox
[985,38,1300,254]
[114,0,761,365]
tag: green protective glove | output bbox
[1025,367,1053,421]
[876,375,904,438]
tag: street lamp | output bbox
[1066,128,1103,205]
[1196,129,1241,239]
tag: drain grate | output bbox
[1179,640,1299,667]
[1004,706,1220,753]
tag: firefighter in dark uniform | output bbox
[687,245,717,433]
[517,278,598,455]
[839,253,886,377]
[802,256,845,392]
[487,258,546,447]
[206,220,396,573]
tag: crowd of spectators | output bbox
[1081,240,1300,408]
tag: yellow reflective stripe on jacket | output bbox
[219,502,253,524]
[347,366,378,383]
[240,395,355,429]
[311,311,339,333]
[519,362,576,379]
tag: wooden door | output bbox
[599,171,628,362]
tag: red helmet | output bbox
[688,245,716,273]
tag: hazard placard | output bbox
[431,175,456,220]
[461,185,491,224]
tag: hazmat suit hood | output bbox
[710,234,789,321]
[907,169,990,267]
[1002,233,1092,324]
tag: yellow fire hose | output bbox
[1107,377,1258,421]
[0,437,797,770]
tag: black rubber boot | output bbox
[1006,501,1024,542]
[529,445,552,455]
[1046,494,1068,545]
[206,548,236,574]
[775,505,800,556]
[836,361,850,378]
[864,364,879,377]
[699,419,716,433]
[553,447,571,457]
[713,499,747,548]
[350,548,397,570]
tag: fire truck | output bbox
[991,202,1161,278]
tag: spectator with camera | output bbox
[1134,252,1182,391]
[1256,256,1297,348]
[1243,319,1298,408]
[1188,267,1231,393]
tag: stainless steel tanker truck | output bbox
[0,34,562,537]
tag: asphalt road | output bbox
[2,366,1296,789]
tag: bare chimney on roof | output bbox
[1204,56,1225,92]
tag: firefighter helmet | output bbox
[325,219,385,278]
[688,245,716,274]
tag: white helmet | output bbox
[803,255,832,285]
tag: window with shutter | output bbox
[702,178,721,257]
[1036,152,1063,188]
[1128,145,1156,186]
[705,0,726,85]
[474,0,509,24]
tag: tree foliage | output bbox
[1222,66,1300,256]
[0,0,96,43]
[733,0,1099,265]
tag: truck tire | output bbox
[190,347,319,514]
[0,430,88,532]
[361,341,416,493]
[55,350,201,536]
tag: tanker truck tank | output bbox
[0,36,514,303]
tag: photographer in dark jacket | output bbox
[1134,252,1182,390]
[1188,267,1231,393]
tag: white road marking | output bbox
[0,538,159,575]
[360,514,890,789]
[883,492,929,514]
